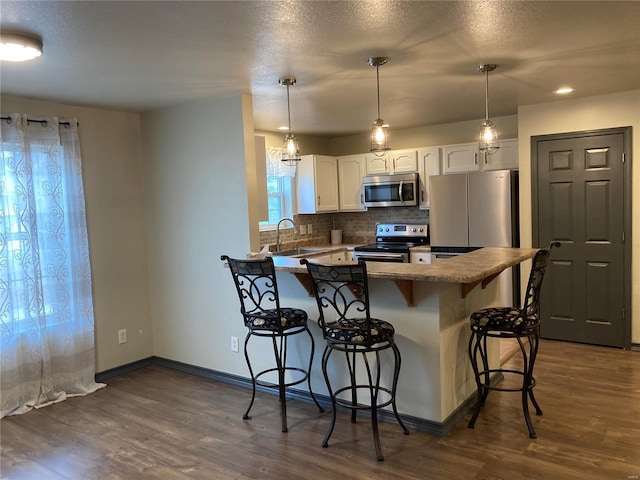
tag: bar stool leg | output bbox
[321,345,337,448]
[272,335,288,433]
[391,344,410,435]
[528,333,543,416]
[367,351,383,461]
[242,332,257,421]
[467,331,484,428]
[346,349,358,424]
[302,327,324,413]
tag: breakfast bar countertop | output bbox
[273,247,539,284]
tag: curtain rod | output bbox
[1,115,73,127]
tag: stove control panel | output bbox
[376,223,429,238]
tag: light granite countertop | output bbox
[272,247,538,284]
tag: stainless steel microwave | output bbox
[362,173,419,207]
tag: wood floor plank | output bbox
[1,340,639,479]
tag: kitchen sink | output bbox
[273,247,326,257]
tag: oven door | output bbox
[353,251,408,263]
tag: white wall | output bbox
[518,90,640,344]
[140,94,258,371]
[1,95,153,371]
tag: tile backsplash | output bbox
[260,207,429,249]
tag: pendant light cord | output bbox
[485,69,490,122]
[376,65,381,119]
[286,84,292,132]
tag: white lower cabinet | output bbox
[337,154,366,211]
[410,251,432,264]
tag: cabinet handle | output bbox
[317,195,321,206]
[360,193,364,203]
[393,158,396,170]
[474,152,478,165]
[484,151,488,165]
[421,190,424,202]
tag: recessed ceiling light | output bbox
[554,87,575,95]
[0,32,43,62]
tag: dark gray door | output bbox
[532,128,631,348]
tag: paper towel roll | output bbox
[330,229,342,244]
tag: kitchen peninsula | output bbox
[271,247,538,435]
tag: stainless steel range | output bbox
[353,223,429,263]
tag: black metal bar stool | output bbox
[221,255,323,432]
[467,242,559,438]
[301,259,409,461]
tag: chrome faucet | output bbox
[275,217,295,253]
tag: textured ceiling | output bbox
[1,1,639,136]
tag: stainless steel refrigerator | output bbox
[429,169,520,306]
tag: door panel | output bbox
[535,132,626,347]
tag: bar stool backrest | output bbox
[521,242,560,320]
[221,255,281,328]
[301,260,373,344]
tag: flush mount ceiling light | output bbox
[478,64,500,155]
[279,77,301,167]
[0,32,43,62]
[368,57,390,157]
[554,87,575,95]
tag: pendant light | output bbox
[368,57,390,156]
[478,64,500,155]
[279,77,301,167]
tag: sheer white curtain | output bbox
[266,146,296,178]
[0,114,104,418]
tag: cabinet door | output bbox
[338,154,366,211]
[390,149,418,174]
[314,155,339,212]
[442,143,480,174]
[483,138,518,171]
[417,146,441,209]
[365,154,389,176]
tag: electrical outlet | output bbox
[307,224,313,234]
[299,224,307,235]
[230,336,239,352]
[118,329,127,344]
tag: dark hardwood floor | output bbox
[2,339,639,479]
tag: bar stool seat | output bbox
[467,243,559,438]
[246,307,307,330]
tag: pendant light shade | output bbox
[369,57,390,157]
[279,77,301,167]
[478,64,500,155]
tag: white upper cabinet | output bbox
[442,139,518,174]
[365,149,418,176]
[337,154,367,212]
[482,138,519,171]
[442,142,481,174]
[296,155,339,214]
[417,146,441,210]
